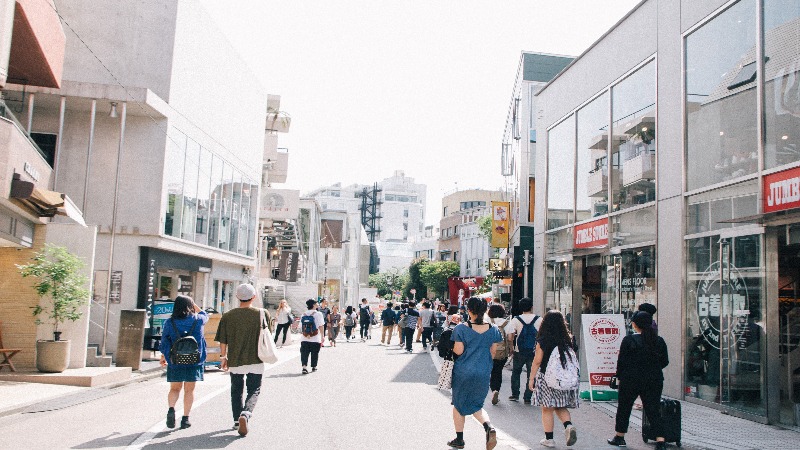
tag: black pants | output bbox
[511,351,534,400]
[490,358,507,392]
[274,322,290,344]
[404,327,415,351]
[230,373,262,421]
[360,321,370,339]
[344,325,354,339]
[300,341,321,368]
[422,327,433,348]
[616,379,663,436]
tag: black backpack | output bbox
[169,318,200,365]
[438,328,455,359]
[359,305,371,321]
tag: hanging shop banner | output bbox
[491,201,510,248]
[582,314,626,401]
[574,218,609,249]
[764,165,800,213]
[278,251,299,282]
[260,188,300,220]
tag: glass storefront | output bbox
[547,115,576,230]
[545,260,573,329]
[577,93,609,221]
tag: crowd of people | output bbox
[157,288,669,448]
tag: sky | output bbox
[199,0,641,226]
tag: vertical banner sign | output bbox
[491,201,510,248]
[278,251,299,282]
[145,259,156,329]
[581,314,626,401]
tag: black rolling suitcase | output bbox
[642,398,681,447]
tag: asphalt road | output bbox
[0,335,673,449]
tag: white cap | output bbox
[235,283,257,301]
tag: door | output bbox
[778,225,800,425]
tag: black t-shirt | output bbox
[359,305,371,322]
[616,334,669,383]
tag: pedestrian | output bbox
[159,295,208,430]
[607,311,669,449]
[432,303,447,347]
[380,302,396,345]
[633,302,659,410]
[415,298,426,343]
[487,304,510,406]
[343,305,357,341]
[215,283,269,436]
[404,300,420,353]
[459,305,469,323]
[504,298,542,404]
[418,301,435,350]
[273,299,293,347]
[447,297,501,450]
[444,305,459,328]
[318,299,331,346]
[328,305,341,347]
[358,298,371,341]
[300,299,325,374]
[396,303,408,347]
[528,310,580,448]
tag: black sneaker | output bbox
[524,399,532,405]
[447,437,465,449]
[312,367,317,372]
[302,368,309,375]
[508,396,519,402]
[166,408,175,428]
[180,416,191,429]
[607,435,626,447]
[654,442,666,450]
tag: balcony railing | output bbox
[0,98,49,162]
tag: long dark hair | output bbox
[171,295,195,319]
[538,310,574,368]
[345,305,353,315]
[632,311,660,356]
[466,297,488,325]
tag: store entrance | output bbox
[778,225,800,425]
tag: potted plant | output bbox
[17,244,90,373]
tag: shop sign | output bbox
[582,314,625,401]
[491,201,510,248]
[695,261,749,350]
[152,301,174,336]
[145,259,156,328]
[764,165,800,213]
[260,188,300,220]
[620,277,654,293]
[277,251,299,282]
[574,218,608,249]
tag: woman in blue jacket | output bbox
[159,295,208,429]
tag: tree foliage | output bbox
[368,270,408,297]
[477,214,492,243]
[18,245,90,337]
[419,261,460,298]
[404,259,428,300]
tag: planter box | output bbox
[36,340,70,373]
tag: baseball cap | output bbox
[235,283,257,301]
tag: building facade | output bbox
[532,0,800,425]
[437,188,505,266]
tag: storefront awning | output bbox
[719,209,800,227]
[9,174,86,227]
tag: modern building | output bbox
[4,0,268,358]
[458,204,492,277]
[437,188,505,266]
[531,0,800,426]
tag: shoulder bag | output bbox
[258,308,279,364]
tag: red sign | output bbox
[764,166,800,213]
[590,372,617,386]
[574,218,608,249]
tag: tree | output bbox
[419,261,460,299]
[18,245,90,341]
[477,214,492,242]
[368,270,408,297]
[404,259,429,300]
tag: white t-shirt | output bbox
[300,310,326,343]
[504,313,543,353]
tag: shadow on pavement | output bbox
[391,352,438,385]
[72,431,144,448]
[142,429,240,449]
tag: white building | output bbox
[458,205,491,277]
[5,0,268,357]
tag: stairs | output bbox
[85,345,112,367]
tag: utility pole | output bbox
[523,249,530,299]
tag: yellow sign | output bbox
[491,201,510,248]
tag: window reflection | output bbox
[164,128,186,238]
[547,115,576,229]
[576,93,609,221]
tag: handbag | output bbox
[609,375,618,390]
[258,308,279,364]
[437,359,454,390]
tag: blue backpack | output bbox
[301,314,319,337]
[515,315,539,354]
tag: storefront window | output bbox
[686,180,758,235]
[164,127,186,237]
[219,163,233,251]
[686,0,758,191]
[603,246,656,332]
[545,260,573,330]
[545,227,573,256]
[181,139,200,241]
[612,61,656,211]
[576,93,609,221]
[195,147,212,245]
[547,115,576,229]
[230,171,242,253]
[238,177,252,255]
[685,233,765,416]
[610,206,656,248]
[764,0,800,170]
[247,179,259,257]
[208,155,223,248]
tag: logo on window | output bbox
[695,261,749,350]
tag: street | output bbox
[0,337,665,450]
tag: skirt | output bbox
[531,371,579,408]
[167,364,204,382]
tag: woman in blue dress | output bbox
[159,295,208,429]
[448,297,502,450]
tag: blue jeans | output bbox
[511,351,534,400]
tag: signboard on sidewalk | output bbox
[581,314,625,401]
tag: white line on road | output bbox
[125,351,299,450]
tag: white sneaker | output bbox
[565,424,577,446]
[540,438,555,448]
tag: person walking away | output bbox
[380,302,396,345]
[273,299,293,348]
[159,295,208,429]
[607,311,669,449]
[343,305,357,341]
[415,298,427,343]
[328,305,341,347]
[300,299,325,374]
[419,301,435,350]
[487,304,510,406]
[215,284,269,436]
[318,299,331,346]
[504,298,541,404]
[528,310,580,448]
[404,300,420,353]
[396,303,408,347]
[432,304,447,347]
[448,297,501,450]
[358,298,372,341]
[632,302,659,410]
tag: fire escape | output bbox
[359,183,382,274]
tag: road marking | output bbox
[126,352,299,449]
